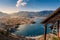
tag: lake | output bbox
[13,17,51,37]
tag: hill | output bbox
[0,12,8,17]
[0,11,53,18]
[12,11,53,18]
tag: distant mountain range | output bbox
[0,11,53,17]
[0,12,8,17]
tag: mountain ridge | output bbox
[0,10,53,17]
[12,10,53,17]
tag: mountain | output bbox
[0,12,8,17]
[0,11,53,17]
[39,11,53,17]
[12,11,53,17]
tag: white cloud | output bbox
[16,0,27,7]
[21,2,27,6]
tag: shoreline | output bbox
[26,35,43,40]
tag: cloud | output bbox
[16,0,27,7]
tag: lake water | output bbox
[13,17,51,37]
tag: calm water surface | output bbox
[13,17,51,37]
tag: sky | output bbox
[0,0,60,14]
